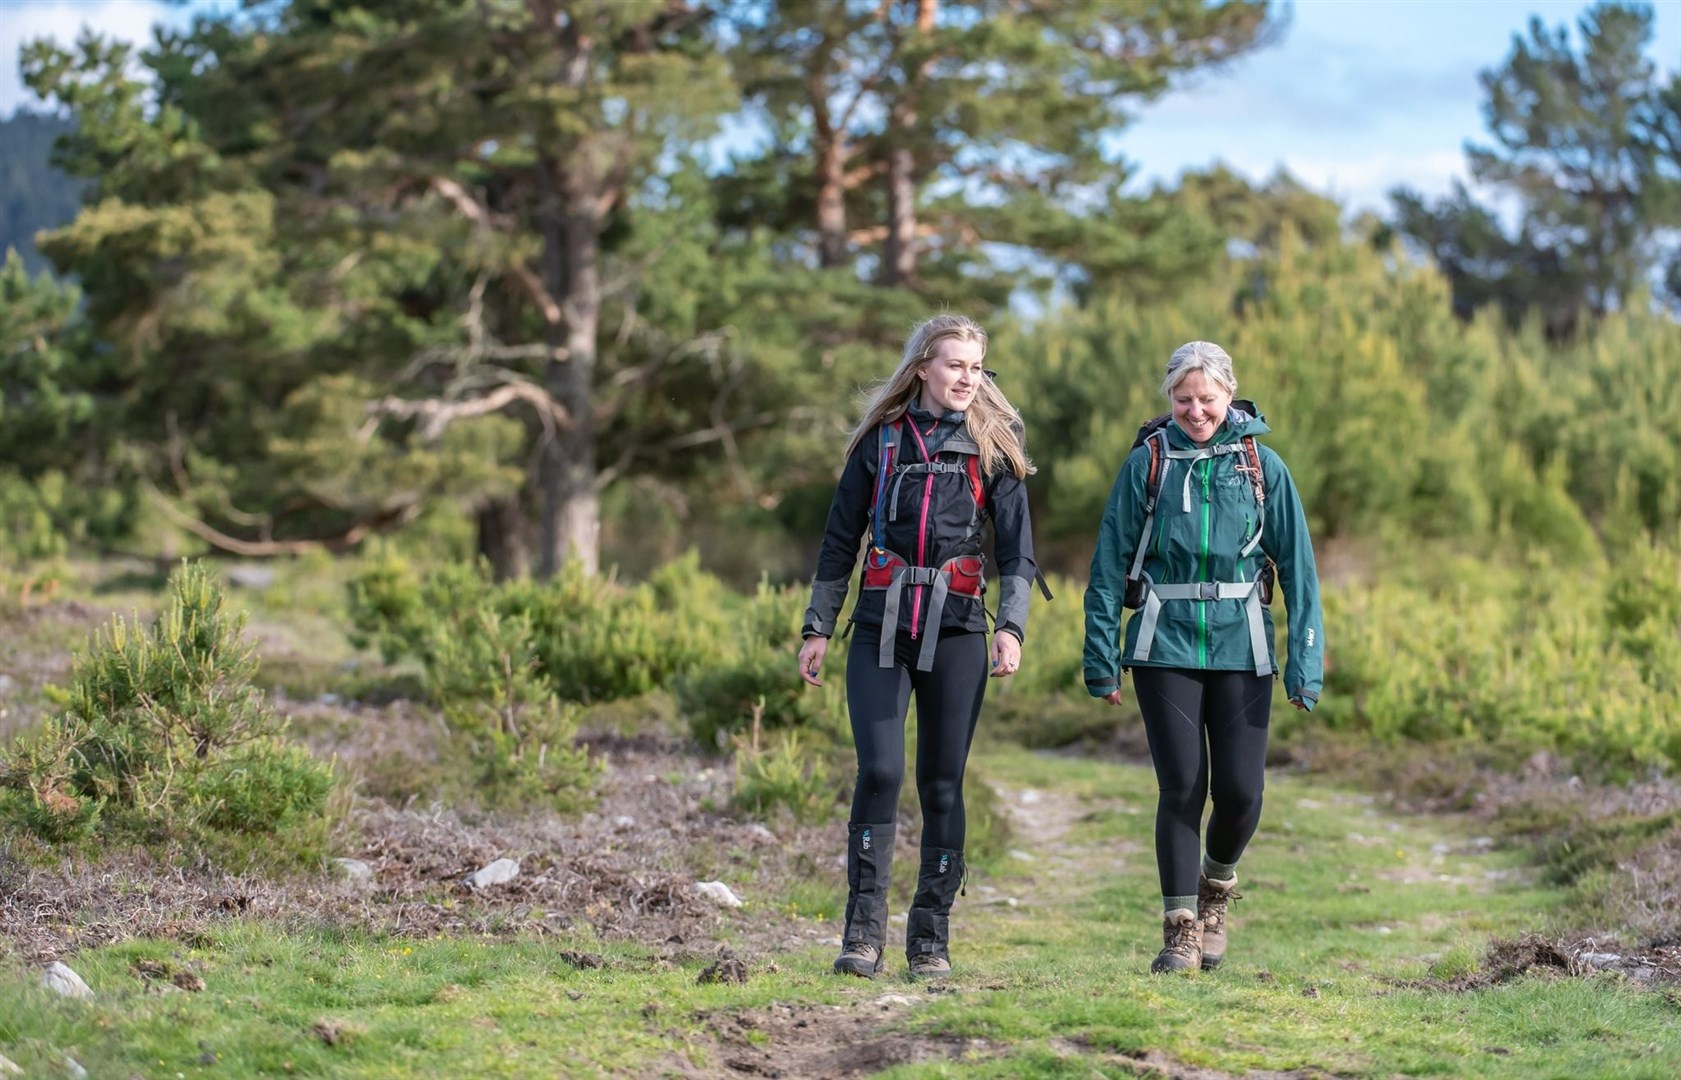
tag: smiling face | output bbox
[917,336,986,414]
[1170,368,1233,446]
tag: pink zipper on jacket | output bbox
[903,418,937,640]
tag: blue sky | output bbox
[4,0,1680,217]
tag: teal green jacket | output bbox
[1082,407,1324,707]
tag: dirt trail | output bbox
[667,780,1273,1080]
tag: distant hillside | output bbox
[0,109,84,275]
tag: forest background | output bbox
[5,0,1681,773]
[2,2,1681,1074]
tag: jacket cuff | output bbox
[1085,675,1118,698]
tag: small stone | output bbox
[693,881,743,908]
[0,1052,20,1075]
[889,913,908,924]
[42,961,93,999]
[1007,849,1035,862]
[612,816,636,828]
[1579,952,1622,970]
[1019,789,1042,805]
[744,823,778,844]
[316,692,342,707]
[874,993,917,1007]
[334,858,374,882]
[463,858,520,890]
[63,1057,88,1079]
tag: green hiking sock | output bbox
[1201,855,1238,883]
[1164,894,1198,914]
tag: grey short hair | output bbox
[1162,341,1238,399]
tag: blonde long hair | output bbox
[844,314,1035,479]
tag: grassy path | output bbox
[3,748,1679,1078]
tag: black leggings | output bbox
[846,623,989,850]
[1133,666,1273,899]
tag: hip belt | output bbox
[1131,576,1272,677]
[862,548,983,671]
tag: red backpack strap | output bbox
[965,454,984,510]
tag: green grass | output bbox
[0,925,859,1078]
[888,749,1681,1079]
[4,748,1679,1078]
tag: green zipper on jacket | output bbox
[1198,458,1211,668]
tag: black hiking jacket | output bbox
[801,407,1038,646]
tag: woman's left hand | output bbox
[990,630,1021,679]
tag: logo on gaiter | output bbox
[938,853,950,874]
[861,829,872,852]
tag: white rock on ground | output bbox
[0,1052,21,1074]
[334,858,374,882]
[63,1055,88,1079]
[693,880,743,908]
[41,962,92,1000]
[463,858,520,890]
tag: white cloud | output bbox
[1,1,176,115]
[1275,150,1468,215]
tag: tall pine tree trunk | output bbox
[537,155,601,578]
[811,70,848,269]
[476,494,531,581]
[881,123,916,286]
[880,0,935,287]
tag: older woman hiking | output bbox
[1083,340,1324,974]
[798,313,1042,980]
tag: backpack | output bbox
[1122,408,1273,611]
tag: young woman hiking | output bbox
[1083,340,1324,974]
[799,313,1041,980]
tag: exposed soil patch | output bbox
[0,732,841,964]
[1049,1040,1334,1080]
[1401,932,1681,991]
[666,996,995,1077]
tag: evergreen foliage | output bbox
[0,562,339,863]
[1390,1,1681,332]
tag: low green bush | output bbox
[0,561,341,867]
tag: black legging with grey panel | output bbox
[846,623,989,850]
[1133,666,1274,898]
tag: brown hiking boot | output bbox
[833,941,884,978]
[1149,909,1203,974]
[907,953,952,980]
[1197,875,1240,971]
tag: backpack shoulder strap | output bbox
[870,420,902,550]
[1239,434,1266,506]
[1143,427,1170,512]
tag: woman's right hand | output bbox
[1103,688,1125,706]
[798,635,829,687]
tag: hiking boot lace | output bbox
[1198,880,1242,932]
[1162,918,1201,964]
[841,941,880,965]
